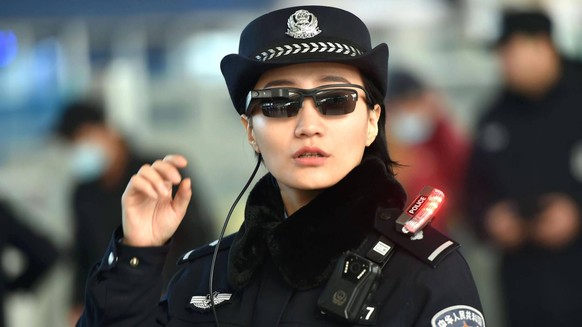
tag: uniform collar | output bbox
[227,157,406,290]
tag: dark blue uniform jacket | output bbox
[78,158,484,326]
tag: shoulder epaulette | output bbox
[177,234,237,266]
[374,208,459,268]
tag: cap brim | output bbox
[220,43,388,115]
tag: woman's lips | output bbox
[293,147,329,165]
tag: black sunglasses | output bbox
[245,83,372,118]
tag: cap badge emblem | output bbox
[286,9,322,39]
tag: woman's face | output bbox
[241,62,380,198]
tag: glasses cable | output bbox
[209,154,262,327]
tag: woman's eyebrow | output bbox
[319,75,351,84]
[263,79,296,88]
[262,76,352,88]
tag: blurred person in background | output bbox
[386,71,470,233]
[0,200,58,327]
[55,100,214,324]
[465,9,582,327]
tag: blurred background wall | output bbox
[0,0,581,326]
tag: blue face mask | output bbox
[70,142,109,182]
[389,110,436,145]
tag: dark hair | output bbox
[55,100,105,140]
[386,70,426,102]
[362,74,398,176]
[495,10,553,47]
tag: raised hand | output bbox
[121,154,192,247]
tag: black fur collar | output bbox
[227,158,406,290]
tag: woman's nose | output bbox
[294,97,325,138]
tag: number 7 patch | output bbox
[357,305,377,325]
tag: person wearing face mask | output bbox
[75,6,484,327]
[54,100,214,324]
[386,71,470,233]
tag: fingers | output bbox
[152,160,183,184]
[173,178,192,218]
[137,164,172,197]
[133,155,188,198]
[127,174,159,199]
[163,154,188,168]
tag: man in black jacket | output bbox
[465,9,582,327]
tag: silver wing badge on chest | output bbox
[189,291,233,312]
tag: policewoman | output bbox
[77,6,484,327]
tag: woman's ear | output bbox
[241,114,260,153]
[366,104,381,146]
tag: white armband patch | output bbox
[431,305,485,327]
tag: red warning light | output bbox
[396,186,445,234]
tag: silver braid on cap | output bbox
[255,42,363,61]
